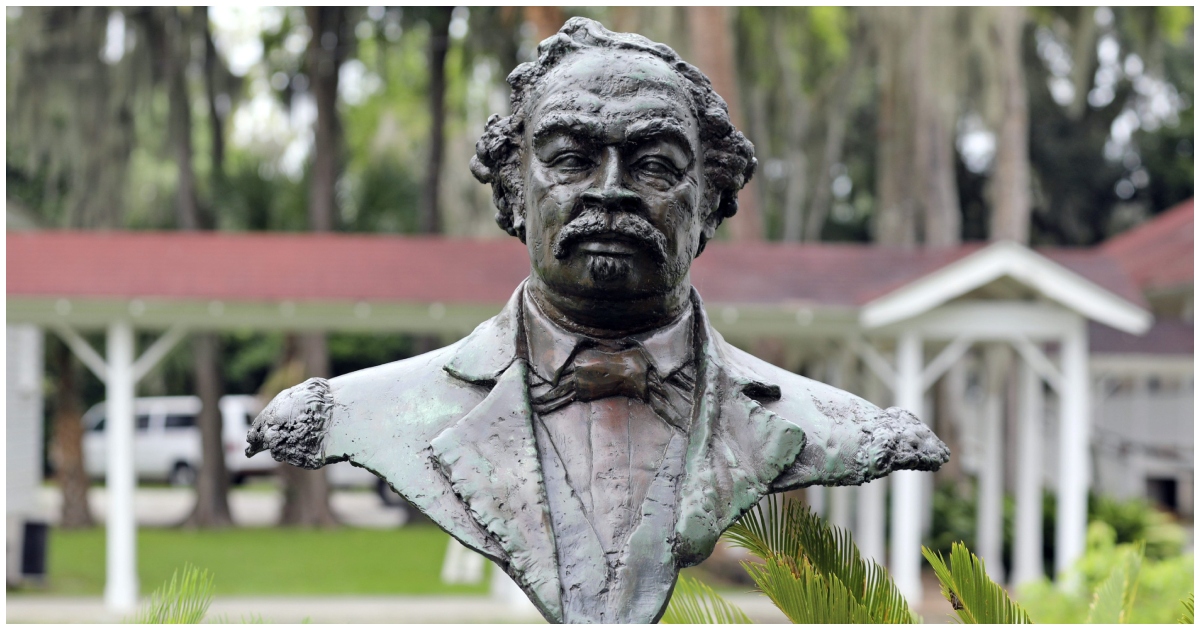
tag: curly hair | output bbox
[469,17,756,255]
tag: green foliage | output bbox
[126,564,214,624]
[922,543,1032,624]
[660,576,753,624]
[1018,522,1194,624]
[725,494,917,624]
[1180,593,1194,624]
[1084,541,1142,624]
[1089,495,1186,560]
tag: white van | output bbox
[82,395,277,485]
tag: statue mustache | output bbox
[552,207,669,261]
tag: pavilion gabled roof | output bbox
[858,241,1151,334]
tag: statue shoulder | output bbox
[245,339,487,469]
[718,342,949,490]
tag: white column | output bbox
[890,330,924,602]
[857,364,888,565]
[977,345,1007,584]
[807,486,827,518]
[857,480,886,564]
[829,486,854,532]
[6,325,44,519]
[105,320,138,611]
[1056,319,1090,585]
[1013,359,1044,586]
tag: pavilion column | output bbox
[1012,359,1044,586]
[857,364,888,565]
[105,320,138,611]
[890,329,924,602]
[1056,318,1090,585]
[977,345,1007,583]
[822,344,853,532]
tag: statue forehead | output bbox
[528,49,696,123]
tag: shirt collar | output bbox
[522,288,694,384]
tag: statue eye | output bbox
[634,156,680,181]
[550,153,593,171]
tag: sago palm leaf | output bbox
[1085,541,1143,624]
[126,564,214,624]
[661,575,754,624]
[922,543,1031,624]
[724,492,802,563]
[788,501,916,623]
[727,495,916,624]
[1179,593,1194,624]
[745,555,874,624]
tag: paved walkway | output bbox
[7,593,794,624]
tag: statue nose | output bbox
[580,146,639,211]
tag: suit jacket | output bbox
[247,281,948,623]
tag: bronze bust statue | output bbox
[248,18,948,624]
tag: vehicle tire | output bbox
[168,462,197,487]
[376,478,405,507]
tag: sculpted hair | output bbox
[469,17,757,254]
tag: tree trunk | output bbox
[164,7,198,231]
[51,340,94,529]
[184,333,233,527]
[420,7,453,235]
[161,6,233,528]
[687,6,762,241]
[278,332,338,527]
[870,7,962,248]
[276,7,347,528]
[306,6,345,233]
[524,6,565,42]
[988,7,1031,243]
[200,6,224,182]
[871,8,919,247]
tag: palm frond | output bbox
[788,501,916,623]
[727,495,917,623]
[661,575,754,624]
[126,564,215,624]
[1086,541,1144,624]
[725,493,801,562]
[745,555,874,624]
[1179,592,1194,624]
[922,543,1031,624]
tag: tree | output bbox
[418,7,454,234]
[8,6,146,526]
[276,5,353,528]
[867,7,963,248]
[687,7,763,241]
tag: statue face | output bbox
[522,49,707,305]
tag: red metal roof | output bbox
[7,231,1145,308]
[1102,198,1194,293]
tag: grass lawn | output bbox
[42,525,491,597]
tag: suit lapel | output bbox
[431,281,563,621]
[674,291,809,567]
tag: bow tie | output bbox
[571,346,650,402]
[531,346,653,414]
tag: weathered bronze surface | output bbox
[248,18,949,624]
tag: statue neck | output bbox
[526,275,692,339]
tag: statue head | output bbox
[471,18,756,317]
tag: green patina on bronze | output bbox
[247,17,949,624]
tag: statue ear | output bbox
[511,204,527,242]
